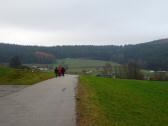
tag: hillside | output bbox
[55,58,119,74]
[0,38,168,70]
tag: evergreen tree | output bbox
[9,56,22,68]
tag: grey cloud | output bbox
[0,0,168,45]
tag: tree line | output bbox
[101,61,168,81]
[0,38,168,70]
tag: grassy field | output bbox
[0,66,54,85]
[55,58,119,74]
[77,76,168,126]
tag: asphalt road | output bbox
[0,75,78,126]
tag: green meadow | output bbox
[77,76,168,126]
[56,58,119,74]
[0,66,54,85]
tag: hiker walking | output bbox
[58,66,62,76]
[61,67,65,76]
[54,67,58,77]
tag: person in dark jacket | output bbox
[54,67,58,77]
[61,67,65,76]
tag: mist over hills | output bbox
[0,38,168,70]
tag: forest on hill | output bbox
[0,38,168,70]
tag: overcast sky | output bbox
[0,0,168,46]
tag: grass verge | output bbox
[0,66,54,85]
[77,76,168,126]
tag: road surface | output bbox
[0,75,78,126]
